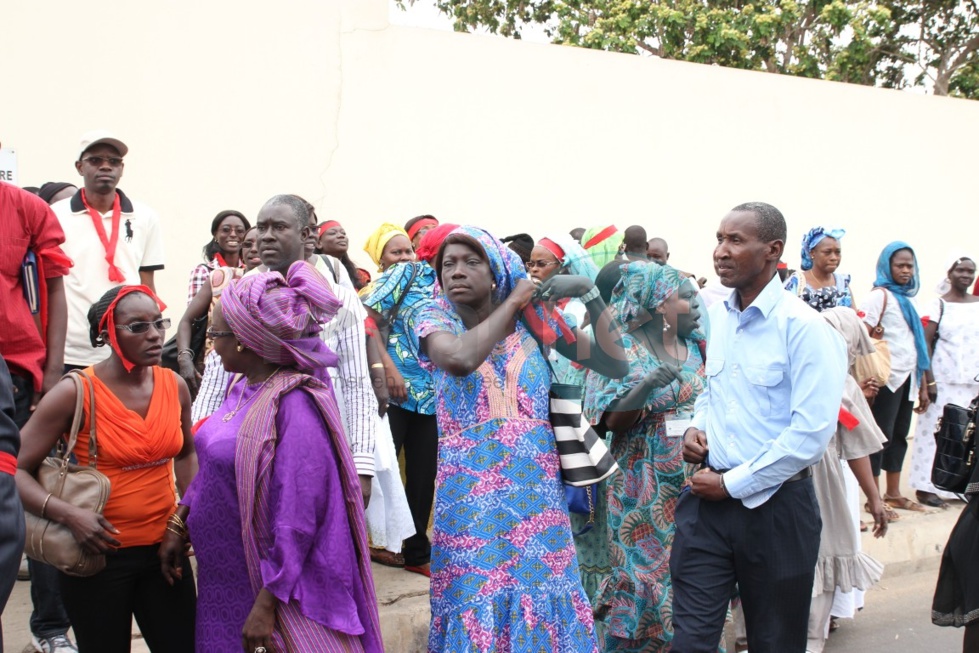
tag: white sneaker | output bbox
[31,634,78,653]
[17,554,30,580]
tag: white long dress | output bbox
[909,300,979,498]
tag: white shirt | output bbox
[861,287,917,394]
[52,190,165,367]
[312,256,377,476]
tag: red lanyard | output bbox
[81,190,125,283]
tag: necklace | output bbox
[222,368,281,422]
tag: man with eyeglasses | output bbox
[51,130,165,372]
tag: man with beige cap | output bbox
[51,130,166,369]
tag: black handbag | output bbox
[160,314,208,375]
[931,394,979,494]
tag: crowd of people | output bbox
[1,130,979,653]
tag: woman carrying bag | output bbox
[16,285,197,652]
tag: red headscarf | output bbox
[317,220,342,237]
[415,223,458,264]
[98,285,168,372]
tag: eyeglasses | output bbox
[116,318,170,333]
[82,156,124,167]
[526,260,558,270]
[206,329,235,339]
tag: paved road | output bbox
[825,568,961,653]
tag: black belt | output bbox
[706,466,813,483]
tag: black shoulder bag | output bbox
[932,393,979,495]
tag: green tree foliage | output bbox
[399,1,979,99]
[897,1,979,97]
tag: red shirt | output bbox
[0,182,71,389]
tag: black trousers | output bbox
[670,479,821,653]
[387,404,438,566]
[869,378,915,477]
[59,544,195,653]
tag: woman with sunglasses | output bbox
[16,285,198,652]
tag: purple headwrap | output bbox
[221,261,340,370]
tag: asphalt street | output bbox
[825,568,962,653]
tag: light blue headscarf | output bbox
[873,241,929,380]
[800,227,845,271]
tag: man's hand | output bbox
[385,364,407,402]
[682,427,709,464]
[359,475,372,509]
[915,383,932,414]
[32,366,63,411]
[689,468,729,502]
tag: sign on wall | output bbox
[0,148,17,185]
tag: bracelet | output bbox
[168,512,188,531]
[165,525,188,540]
[927,382,937,387]
[718,473,729,497]
[177,349,194,359]
[579,285,601,304]
[370,363,385,370]
[40,493,53,520]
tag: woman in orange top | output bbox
[16,285,198,653]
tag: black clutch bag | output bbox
[932,395,979,494]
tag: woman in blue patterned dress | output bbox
[583,261,707,652]
[417,226,627,652]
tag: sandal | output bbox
[867,501,900,522]
[916,491,950,509]
[884,495,928,513]
[369,549,405,568]
[404,563,431,578]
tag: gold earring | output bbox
[236,343,245,353]
[492,283,497,290]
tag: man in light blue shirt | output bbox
[670,202,847,653]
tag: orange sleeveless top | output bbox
[72,367,184,547]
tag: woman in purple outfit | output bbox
[159,261,383,653]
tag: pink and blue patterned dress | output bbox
[418,304,599,653]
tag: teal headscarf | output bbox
[612,261,686,326]
[873,241,929,381]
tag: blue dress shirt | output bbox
[690,273,847,508]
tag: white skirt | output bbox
[365,414,416,553]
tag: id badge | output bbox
[665,412,693,438]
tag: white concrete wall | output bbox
[4,0,977,318]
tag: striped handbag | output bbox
[550,381,619,487]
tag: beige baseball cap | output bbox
[78,130,129,160]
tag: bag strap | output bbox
[871,287,888,335]
[380,263,419,329]
[60,370,99,469]
[57,372,85,463]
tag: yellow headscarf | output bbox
[363,223,410,270]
